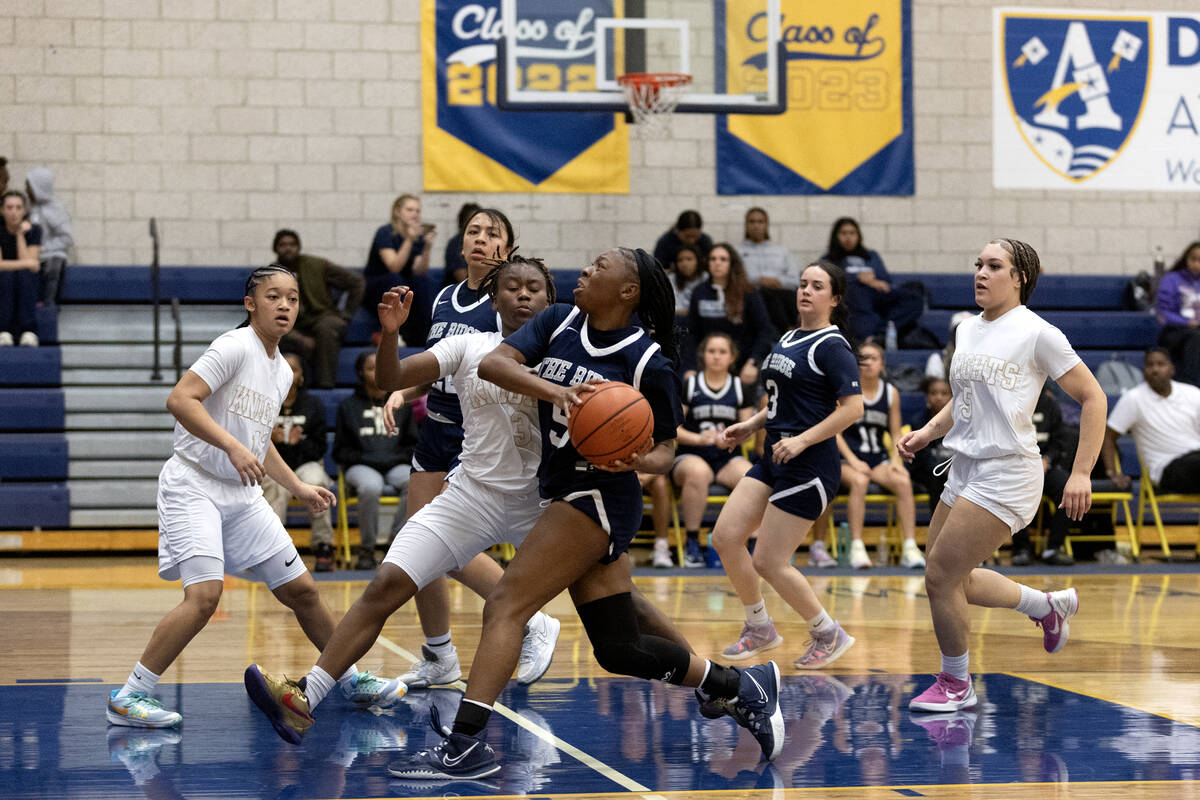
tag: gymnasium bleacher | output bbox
[0,264,1168,549]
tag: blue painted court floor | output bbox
[1,673,1198,798]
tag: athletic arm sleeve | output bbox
[1033,324,1082,381]
[503,304,571,364]
[188,332,245,394]
[817,337,862,397]
[1106,391,1138,436]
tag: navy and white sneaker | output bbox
[387,731,499,780]
[731,662,785,761]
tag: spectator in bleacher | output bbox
[24,167,72,307]
[653,209,713,273]
[822,216,924,345]
[924,311,974,379]
[0,190,41,347]
[272,228,363,390]
[260,353,336,572]
[1102,347,1200,494]
[1010,387,1076,567]
[442,202,481,288]
[686,243,775,386]
[333,351,418,571]
[1155,241,1200,386]
[363,194,436,346]
[907,376,953,514]
[741,206,800,333]
[669,243,705,316]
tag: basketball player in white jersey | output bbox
[897,239,1107,714]
[107,267,400,730]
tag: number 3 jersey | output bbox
[842,382,897,468]
[943,306,1080,460]
[427,330,540,494]
[503,305,682,499]
[759,326,861,462]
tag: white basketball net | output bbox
[619,73,692,138]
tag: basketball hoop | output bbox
[617,72,692,138]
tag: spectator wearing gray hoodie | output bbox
[25,167,73,306]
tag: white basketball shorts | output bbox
[939,452,1043,534]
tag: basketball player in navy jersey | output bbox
[711,261,863,670]
[383,208,559,690]
[389,248,786,781]
[836,341,925,569]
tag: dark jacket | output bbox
[1033,387,1071,470]
[333,386,417,473]
[908,406,954,490]
[291,253,364,327]
[274,389,328,470]
[653,229,713,270]
[685,280,776,372]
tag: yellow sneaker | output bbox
[244,664,313,745]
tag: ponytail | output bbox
[622,248,679,366]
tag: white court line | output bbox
[375,633,668,799]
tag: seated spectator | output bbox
[260,353,336,572]
[833,342,925,570]
[907,377,953,513]
[669,243,705,316]
[1011,386,1076,566]
[334,352,418,571]
[0,157,8,194]
[1102,347,1200,494]
[671,333,754,569]
[0,190,41,347]
[442,202,481,288]
[273,228,364,390]
[740,206,800,333]
[640,471,675,568]
[1155,241,1200,386]
[653,209,712,272]
[25,167,72,307]
[686,243,775,386]
[363,194,436,345]
[821,216,923,345]
[924,311,973,379]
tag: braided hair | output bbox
[619,247,679,366]
[989,238,1041,304]
[477,249,557,304]
[238,264,296,328]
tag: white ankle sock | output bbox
[806,610,836,638]
[1015,584,1052,618]
[940,651,969,681]
[425,632,455,660]
[304,665,336,711]
[745,601,769,627]
[118,662,160,698]
[337,664,359,687]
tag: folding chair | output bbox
[335,469,403,566]
[1136,455,1200,559]
[1038,453,1138,559]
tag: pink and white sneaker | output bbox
[909,672,977,712]
[1032,588,1078,654]
[721,619,783,661]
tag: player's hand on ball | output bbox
[227,444,266,486]
[1060,473,1092,521]
[771,434,808,464]
[297,484,337,513]
[594,438,653,473]
[555,381,599,416]
[378,288,413,334]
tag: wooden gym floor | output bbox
[1,555,1198,799]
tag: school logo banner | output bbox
[715,0,913,196]
[423,0,628,193]
[995,9,1200,191]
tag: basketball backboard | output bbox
[494,0,785,115]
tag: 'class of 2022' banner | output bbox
[716,0,913,196]
[422,0,629,193]
[994,8,1200,191]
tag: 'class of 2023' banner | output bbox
[994,8,1200,191]
[422,0,629,193]
[715,0,913,196]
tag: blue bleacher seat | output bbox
[61,266,247,302]
[0,484,70,529]
[336,346,423,386]
[0,434,68,480]
[918,309,1156,349]
[35,306,58,344]
[0,389,65,429]
[308,388,353,428]
[908,273,1130,311]
[0,349,63,387]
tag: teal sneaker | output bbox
[106,690,182,729]
[343,670,407,707]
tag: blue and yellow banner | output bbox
[422,0,629,193]
[716,0,913,195]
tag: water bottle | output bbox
[1153,245,1165,280]
[876,530,890,566]
[836,523,851,568]
[885,320,898,351]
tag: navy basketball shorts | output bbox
[747,452,840,521]
[847,449,889,471]
[411,417,465,474]
[552,474,644,565]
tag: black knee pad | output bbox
[576,593,691,684]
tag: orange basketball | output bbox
[567,381,655,468]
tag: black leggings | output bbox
[1159,450,1200,493]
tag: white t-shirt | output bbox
[1106,381,1200,484]
[173,327,293,483]
[943,306,1081,460]
[430,331,540,493]
[740,239,799,288]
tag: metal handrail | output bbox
[149,218,162,381]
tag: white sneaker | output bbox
[399,644,462,689]
[651,539,673,568]
[809,540,837,568]
[517,612,561,685]
[106,690,182,728]
[18,331,38,347]
[849,539,872,570]
[901,541,927,569]
[341,670,407,707]
[0,332,12,346]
